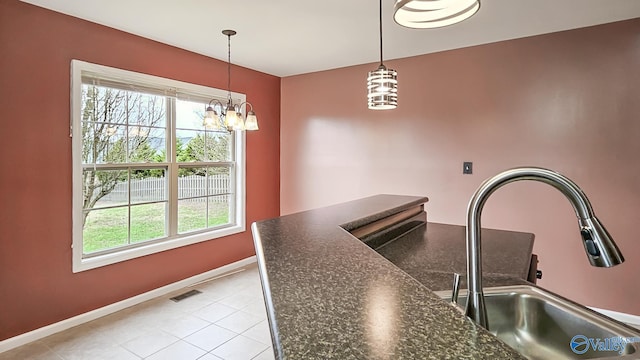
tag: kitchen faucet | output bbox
[465,167,625,329]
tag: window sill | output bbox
[72,224,245,273]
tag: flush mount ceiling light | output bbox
[203,29,259,132]
[393,0,480,29]
[367,0,398,110]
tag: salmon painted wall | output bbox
[0,1,279,340]
[281,19,640,315]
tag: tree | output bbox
[176,133,231,176]
[183,133,230,165]
[81,85,165,226]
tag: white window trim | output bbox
[70,59,246,273]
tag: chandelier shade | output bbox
[367,65,398,110]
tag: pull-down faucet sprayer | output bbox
[465,167,625,329]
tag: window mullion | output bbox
[168,97,178,237]
[127,169,132,246]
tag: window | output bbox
[71,60,246,272]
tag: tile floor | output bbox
[0,264,275,360]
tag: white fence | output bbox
[100,174,230,203]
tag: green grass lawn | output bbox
[83,201,229,253]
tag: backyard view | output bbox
[83,199,230,253]
[81,83,234,255]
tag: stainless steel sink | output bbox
[436,285,640,360]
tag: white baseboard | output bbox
[0,256,257,353]
[589,306,640,330]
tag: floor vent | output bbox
[170,289,202,302]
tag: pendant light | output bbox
[203,30,259,131]
[367,0,398,110]
[393,0,480,29]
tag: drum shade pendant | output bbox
[367,0,398,110]
[203,30,259,131]
[393,0,480,29]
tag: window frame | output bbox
[71,59,246,273]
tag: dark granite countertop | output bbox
[252,195,529,359]
[377,222,534,291]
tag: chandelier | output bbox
[203,30,258,131]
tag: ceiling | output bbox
[21,0,640,77]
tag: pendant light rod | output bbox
[378,0,383,66]
[222,29,236,102]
